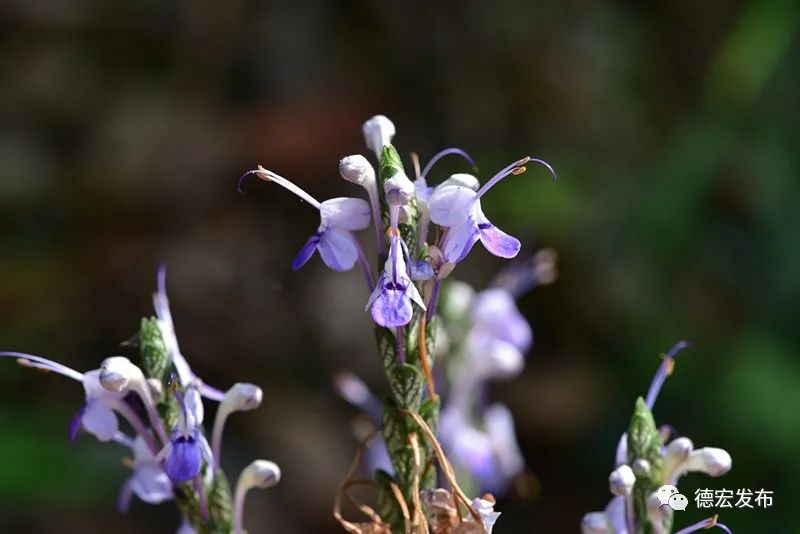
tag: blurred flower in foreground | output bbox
[581,342,733,534]
[1,267,279,533]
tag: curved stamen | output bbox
[476,156,557,199]
[237,166,322,210]
[645,340,691,410]
[420,147,478,182]
[1,352,84,382]
[674,515,732,534]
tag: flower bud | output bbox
[682,447,731,477]
[384,171,415,206]
[99,356,144,393]
[608,464,636,496]
[238,459,281,491]
[440,173,480,191]
[664,437,693,478]
[362,115,395,158]
[223,383,263,412]
[339,154,375,186]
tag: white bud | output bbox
[99,356,144,393]
[223,383,263,412]
[608,464,636,496]
[362,115,395,159]
[339,154,375,186]
[238,459,281,490]
[440,173,480,191]
[581,512,611,534]
[682,447,731,477]
[666,437,694,461]
[384,171,415,206]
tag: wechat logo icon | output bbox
[657,485,688,511]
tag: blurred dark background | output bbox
[1,1,798,532]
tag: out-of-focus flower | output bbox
[119,436,173,511]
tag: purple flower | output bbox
[428,157,556,264]
[365,235,426,327]
[239,167,371,272]
[292,197,372,271]
[439,403,525,494]
[157,381,213,483]
[118,435,173,512]
[471,288,532,352]
[2,352,126,442]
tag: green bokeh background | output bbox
[1,1,797,532]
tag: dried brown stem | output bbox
[404,410,483,529]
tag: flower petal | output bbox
[184,386,204,427]
[320,197,371,231]
[130,464,174,504]
[472,289,532,351]
[484,404,525,478]
[68,405,85,441]
[164,431,203,482]
[82,401,119,442]
[442,220,481,263]
[291,234,320,270]
[371,289,413,327]
[317,229,359,271]
[365,273,387,311]
[428,185,477,227]
[467,334,524,379]
[439,173,479,191]
[478,221,521,259]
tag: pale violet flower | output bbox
[238,166,371,272]
[118,436,173,511]
[366,235,426,327]
[1,353,128,443]
[471,288,532,352]
[439,403,525,494]
[429,157,556,263]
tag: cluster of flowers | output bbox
[336,250,557,498]
[241,115,555,533]
[582,342,734,534]
[2,267,280,533]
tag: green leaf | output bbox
[388,364,424,411]
[208,470,234,532]
[139,316,169,381]
[375,327,397,373]
[375,469,404,532]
